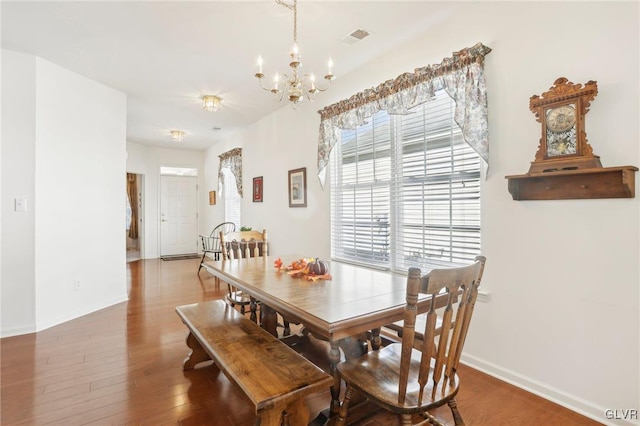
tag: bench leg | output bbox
[182,331,211,370]
[258,398,309,426]
[283,397,310,426]
[257,409,282,426]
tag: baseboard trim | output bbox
[461,353,636,426]
[35,294,129,333]
[1,295,129,338]
[1,324,37,338]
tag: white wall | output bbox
[126,141,205,259]
[203,112,330,257]
[1,50,128,336]
[204,2,639,424]
[1,50,37,336]
[200,140,227,239]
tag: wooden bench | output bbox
[175,300,332,426]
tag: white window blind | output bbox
[222,167,241,229]
[331,90,481,272]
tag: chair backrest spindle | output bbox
[220,230,268,260]
[219,229,269,324]
[398,256,486,408]
[198,221,235,273]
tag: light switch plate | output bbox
[15,197,27,212]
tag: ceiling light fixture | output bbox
[255,0,334,108]
[170,130,185,142]
[202,95,222,112]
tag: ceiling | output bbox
[2,1,453,151]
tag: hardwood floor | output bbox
[1,259,601,426]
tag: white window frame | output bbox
[330,90,481,273]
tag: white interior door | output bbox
[160,175,198,256]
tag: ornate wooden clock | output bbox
[505,77,637,200]
[528,77,601,173]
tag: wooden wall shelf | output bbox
[506,166,638,200]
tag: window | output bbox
[160,166,197,176]
[330,90,481,272]
[222,167,241,229]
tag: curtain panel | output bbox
[316,42,492,188]
[218,147,243,197]
[126,173,138,239]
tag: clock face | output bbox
[546,104,576,133]
[545,104,577,157]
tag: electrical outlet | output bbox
[477,289,490,303]
[74,280,81,291]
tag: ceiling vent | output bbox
[341,28,370,46]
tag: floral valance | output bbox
[316,42,492,188]
[218,147,243,197]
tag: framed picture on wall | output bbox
[253,176,263,202]
[288,167,307,207]
[209,191,216,205]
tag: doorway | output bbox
[126,173,144,262]
[160,175,198,257]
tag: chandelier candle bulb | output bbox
[257,56,263,74]
[271,72,280,93]
[309,74,317,93]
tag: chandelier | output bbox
[255,0,334,108]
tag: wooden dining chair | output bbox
[220,229,268,323]
[336,256,486,426]
[197,221,235,273]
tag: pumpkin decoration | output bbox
[307,258,329,275]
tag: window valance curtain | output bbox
[316,42,492,188]
[218,147,243,197]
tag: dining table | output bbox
[201,254,438,422]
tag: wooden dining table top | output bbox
[202,255,429,341]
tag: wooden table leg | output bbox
[182,331,211,370]
[325,335,379,425]
[249,296,258,324]
[260,303,278,338]
[370,327,382,351]
[328,340,342,418]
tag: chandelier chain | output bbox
[275,0,297,46]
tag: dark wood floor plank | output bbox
[1,258,601,425]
